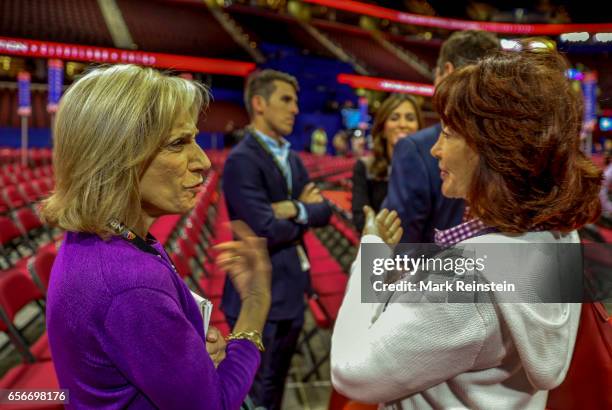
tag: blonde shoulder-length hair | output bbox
[41,64,209,238]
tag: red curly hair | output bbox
[433,47,602,233]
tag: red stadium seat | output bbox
[31,179,47,197]
[169,250,209,297]
[313,294,344,328]
[27,246,58,292]
[311,272,348,296]
[0,191,10,215]
[170,249,230,337]
[213,321,231,338]
[16,207,43,233]
[0,173,15,188]
[0,216,23,246]
[327,388,350,410]
[176,235,215,277]
[2,185,28,209]
[3,163,21,175]
[547,302,612,409]
[18,181,41,202]
[210,305,226,324]
[0,268,51,363]
[0,216,36,267]
[301,231,349,381]
[34,148,52,166]
[10,169,30,185]
[42,165,53,178]
[0,148,16,164]
[0,268,45,322]
[308,295,332,329]
[169,251,191,280]
[149,214,182,245]
[342,402,377,410]
[32,167,47,180]
[198,276,225,298]
[0,361,62,410]
[34,178,53,196]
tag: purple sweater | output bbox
[46,232,260,409]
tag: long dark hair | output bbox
[370,94,423,179]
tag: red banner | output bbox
[303,0,612,35]
[338,73,434,96]
[0,37,256,77]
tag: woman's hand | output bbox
[362,206,403,246]
[213,221,271,305]
[205,326,226,368]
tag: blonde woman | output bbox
[351,94,423,232]
[42,65,271,409]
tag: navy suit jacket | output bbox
[221,132,331,321]
[382,123,465,243]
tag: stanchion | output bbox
[17,71,32,167]
[20,115,28,167]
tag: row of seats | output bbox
[0,148,53,167]
[314,20,432,82]
[1,159,56,271]
[0,0,113,47]
[1,163,53,183]
[0,207,57,270]
[322,190,352,215]
[0,149,62,402]
[116,0,252,60]
[1,177,54,210]
[0,147,351,182]
[301,231,348,382]
[297,168,363,384]
[324,171,353,187]
[228,5,337,59]
[0,256,62,410]
[299,153,355,180]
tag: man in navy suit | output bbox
[222,69,331,409]
[383,30,500,243]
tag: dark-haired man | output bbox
[383,30,500,243]
[222,69,331,410]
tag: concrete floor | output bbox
[282,311,333,410]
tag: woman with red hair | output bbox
[331,46,602,409]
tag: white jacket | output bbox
[330,231,581,410]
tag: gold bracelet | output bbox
[226,330,265,352]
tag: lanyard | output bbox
[108,220,164,259]
[251,131,292,198]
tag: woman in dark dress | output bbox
[352,94,424,231]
